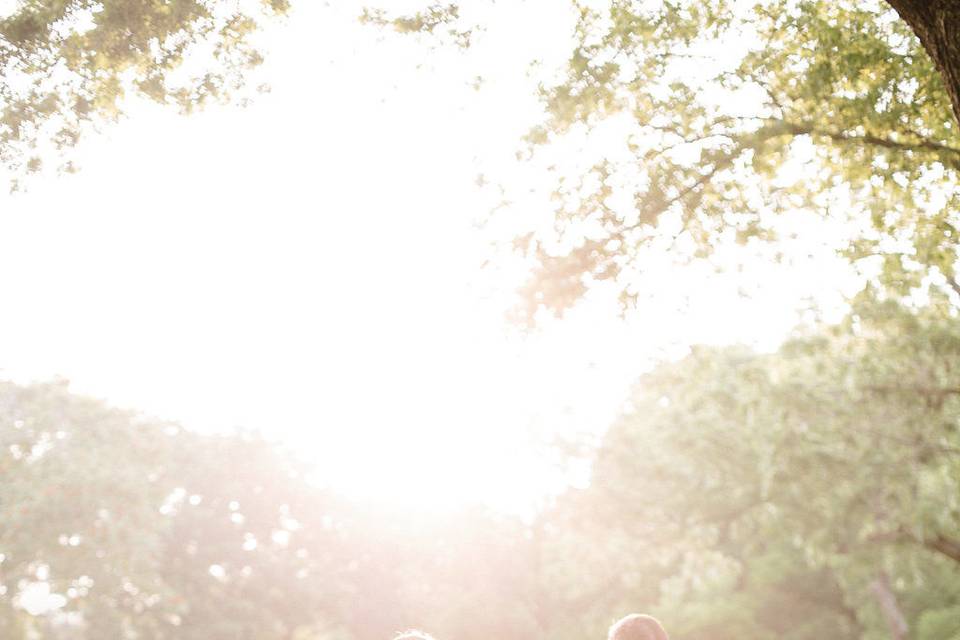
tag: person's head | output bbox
[608,614,669,640]
[392,630,435,640]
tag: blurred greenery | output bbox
[2,296,960,638]
[0,377,545,639]
[568,294,960,640]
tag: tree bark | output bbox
[885,0,960,127]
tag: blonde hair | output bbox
[608,614,669,640]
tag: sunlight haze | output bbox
[0,0,856,513]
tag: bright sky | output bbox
[0,0,860,514]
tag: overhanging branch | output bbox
[781,120,960,170]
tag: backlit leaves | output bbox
[0,0,289,188]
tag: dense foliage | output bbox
[3,299,959,639]
[0,379,543,639]
[565,297,960,640]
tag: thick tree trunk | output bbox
[886,0,960,127]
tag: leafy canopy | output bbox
[370,1,960,323]
[0,0,289,188]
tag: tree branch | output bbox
[869,527,960,566]
[781,120,960,170]
[870,572,909,640]
[925,533,960,564]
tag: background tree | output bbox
[0,378,548,639]
[0,379,339,638]
[2,308,959,639]
[552,296,960,640]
